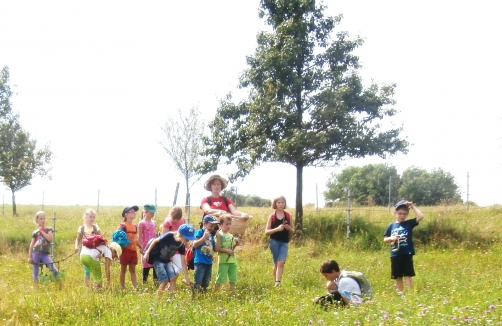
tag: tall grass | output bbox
[1,204,501,325]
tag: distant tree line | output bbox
[324,164,462,206]
[221,186,272,208]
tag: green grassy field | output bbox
[1,205,501,325]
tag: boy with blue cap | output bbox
[192,215,220,293]
[143,223,196,298]
[383,200,424,294]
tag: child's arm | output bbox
[28,237,36,263]
[40,228,53,242]
[409,202,424,222]
[137,224,144,250]
[142,238,160,263]
[193,230,210,249]
[265,216,285,236]
[136,227,143,253]
[215,232,233,255]
[74,228,82,252]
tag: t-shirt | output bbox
[337,271,362,306]
[194,229,215,265]
[383,218,419,257]
[77,224,101,235]
[200,196,233,212]
[162,217,185,232]
[80,244,112,261]
[32,227,53,253]
[150,232,186,264]
[217,231,237,264]
[119,222,138,251]
[139,219,158,268]
[269,211,291,243]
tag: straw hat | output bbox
[204,175,228,191]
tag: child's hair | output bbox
[218,215,232,224]
[174,231,184,243]
[35,211,46,221]
[169,206,183,220]
[271,195,287,209]
[320,259,340,273]
[83,208,97,222]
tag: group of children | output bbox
[29,194,424,306]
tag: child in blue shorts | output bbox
[383,200,424,293]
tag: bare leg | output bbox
[214,283,221,292]
[229,282,235,292]
[404,276,413,292]
[120,264,127,288]
[33,279,40,289]
[85,276,90,287]
[395,277,404,293]
[128,264,137,288]
[272,264,277,281]
[157,281,168,299]
[169,278,177,293]
[275,260,285,282]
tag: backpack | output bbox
[339,270,373,298]
[120,222,138,234]
[202,196,230,218]
[80,224,98,236]
[185,246,195,270]
[82,234,107,249]
[271,211,292,226]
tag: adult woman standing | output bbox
[200,175,249,217]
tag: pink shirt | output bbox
[138,219,157,268]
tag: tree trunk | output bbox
[185,176,191,224]
[12,191,16,216]
[295,164,303,230]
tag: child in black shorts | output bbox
[383,200,424,293]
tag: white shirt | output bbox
[80,244,112,261]
[337,271,363,306]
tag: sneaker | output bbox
[274,281,281,287]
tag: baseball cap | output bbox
[178,224,197,241]
[122,205,139,217]
[202,215,220,224]
[394,200,408,209]
[144,204,158,214]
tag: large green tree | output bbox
[0,66,53,215]
[324,164,400,206]
[399,166,461,205]
[204,0,408,229]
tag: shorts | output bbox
[153,261,176,283]
[120,248,138,265]
[269,238,289,263]
[216,262,238,284]
[391,254,415,279]
[171,253,182,275]
[80,254,102,283]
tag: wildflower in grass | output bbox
[354,321,361,325]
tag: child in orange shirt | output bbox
[117,205,142,289]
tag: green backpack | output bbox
[339,270,373,298]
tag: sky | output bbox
[1,0,501,209]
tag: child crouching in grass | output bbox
[80,242,122,289]
[215,215,239,292]
[143,224,196,299]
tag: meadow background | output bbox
[1,204,501,325]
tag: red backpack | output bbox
[185,246,195,270]
[82,234,107,249]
